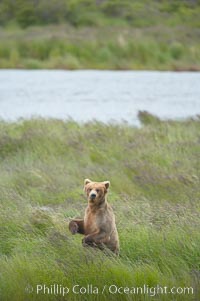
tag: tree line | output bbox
[0,0,200,28]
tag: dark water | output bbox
[0,70,200,125]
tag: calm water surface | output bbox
[0,70,200,125]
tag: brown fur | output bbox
[69,179,119,255]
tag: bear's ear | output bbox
[103,181,110,189]
[84,179,91,186]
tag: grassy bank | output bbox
[1,0,200,70]
[0,113,200,301]
[0,24,200,70]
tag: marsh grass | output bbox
[0,113,200,300]
[0,25,200,70]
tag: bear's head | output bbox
[84,179,110,205]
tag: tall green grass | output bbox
[0,113,200,300]
[0,25,200,70]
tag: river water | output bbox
[0,70,199,125]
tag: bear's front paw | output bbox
[69,221,78,235]
[82,236,94,247]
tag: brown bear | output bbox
[69,179,119,255]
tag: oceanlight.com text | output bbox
[25,283,194,297]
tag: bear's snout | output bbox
[90,192,97,200]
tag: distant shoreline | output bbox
[0,25,200,71]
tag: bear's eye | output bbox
[96,189,100,193]
[88,188,92,192]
